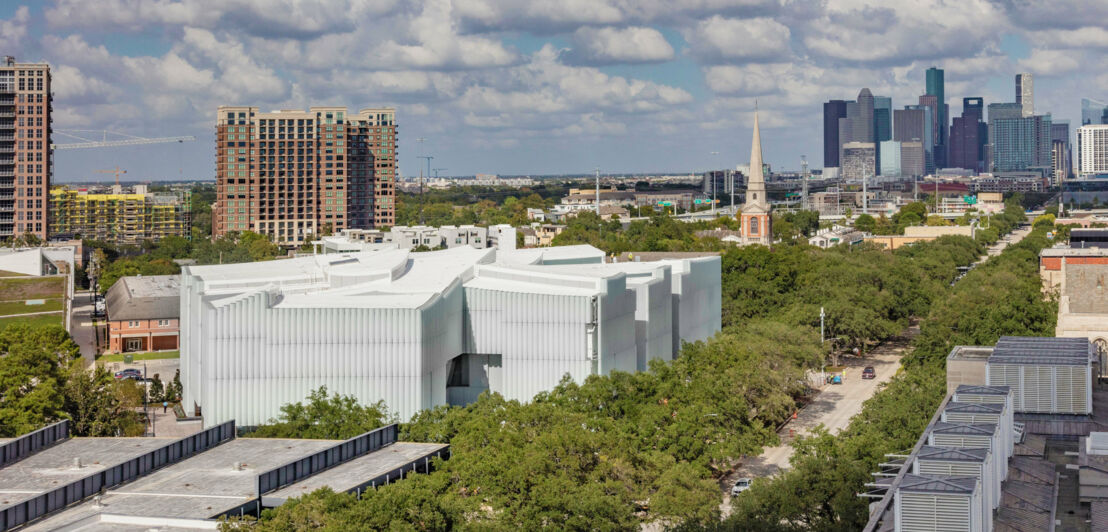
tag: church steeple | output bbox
[743,109,769,214]
[739,108,772,246]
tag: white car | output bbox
[730,477,753,496]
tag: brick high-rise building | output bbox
[0,57,51,240]
[213,106,396,245]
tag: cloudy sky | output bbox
[2,0,1104,182]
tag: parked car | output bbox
[115,368,142,380]
[731,478,753,496]
[862,366,876,379]
[831,374,842,385]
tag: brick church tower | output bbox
[741,110,772,246]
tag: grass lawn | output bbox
[0,270,28,277]
[0,276,66,300]
[0,298,64,317]
[98,350,180,363]
[0,313,64,331]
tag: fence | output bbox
[0,420,69,468]
[351,446,450,496]
[255,424,398,495]
[0,420,235,531]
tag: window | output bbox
[749,217,759,236]
[158,319,170,326]
[128,320,140,328]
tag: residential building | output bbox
[864,224,975,249]
[1081,97,1108,126]
[212,106,397,246]
[823,99,849,168]
[740,110,772,246]
[985,102,1023,170]
[105,274,180,353]
[879,140,901,177]
[316,224,517,253]
[1016,73,1034,117]
[1040,232,1108,372]
[841,142,875,182]
[0,57,51,239]
[180,245,721,426]
[1077,124,1108,178]
[48,185,190,244]
[950,97,986,172]
[926,67,948,168]
[900,141,926,177]
[1052,119,1071,184]
[970,173,1046,193]
[990,113,1053,172]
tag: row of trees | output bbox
[0,323,146,437]
[229,204,1007,529]
[716,201,1051,530]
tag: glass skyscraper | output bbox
[925,67,947,168]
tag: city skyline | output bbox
[2,0,1106,179]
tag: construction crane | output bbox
[52,129,196,150]
[95,166,127,187]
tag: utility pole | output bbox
[862,170,869,215]
[416,137,426,225]
[595,167,602,215]
[801,155,809,211]
[710,151,720,216]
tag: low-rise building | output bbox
[1040,231,1108,372]
[316,225,517,253]
[180,245,721,427]
[105,274,180,353]
[864,224,975,249]
[808,225,865,248]
[48,185,191,244]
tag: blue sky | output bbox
[2,0,1104,181]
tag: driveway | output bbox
[68,290,100,366]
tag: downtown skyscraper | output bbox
[1016,73,1034,118]
[949,97,986,172]
[823,100,848,168]
[0,57,51,239]
[925,67,948,168]
[213,106,397,246]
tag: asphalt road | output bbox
[68,290,99,366]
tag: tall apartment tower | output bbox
[925,67,947,168]
[1051,120,1071,184]
[823,100,848,168]
[1077,124,1108,178]
[1081,97,1108,126]
[0,57,51,239]
[213,106,397,246]
[1016,73,1034,118]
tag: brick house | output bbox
[105,274,180,353]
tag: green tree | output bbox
[63,365,146,437]
[853,213,876,233]
[0,324,79,436]
[248,387,393,439]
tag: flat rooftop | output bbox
[0,437,172,507]
[989,336,1093,366]
[23,438,338,530]
[261,442,448,505]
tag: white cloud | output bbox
[45,0,400,39]
[0,7,30,55]
[686,16,791,63]
[1029,27,1108,50]
[1018,49,1083,76]
[566,26,675,65]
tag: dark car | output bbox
[862,366,876,379]
[115,368,142,379]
